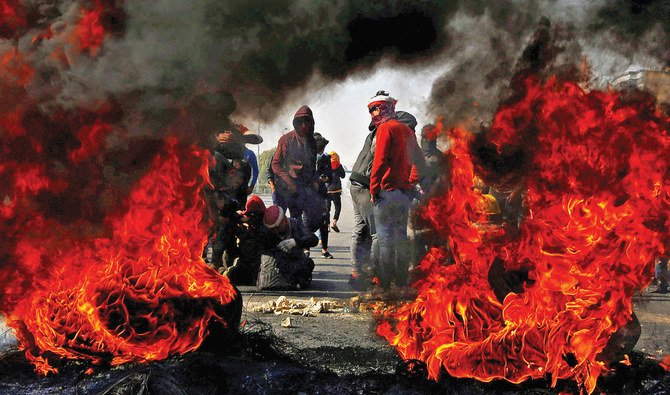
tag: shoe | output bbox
[331,224,340,233]
[321,251,334,259]
[651,286,669,294]
[348,272,369,291]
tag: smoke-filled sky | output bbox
[3,0,670,166]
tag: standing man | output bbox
[313,133,334,258]
[349,103,418,290]
[368,91,426,290]
[271,105,324,232]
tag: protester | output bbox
[327,150,346,233]
[368,91,427,290]
[349,101,419,290]
[256,205,317,289]
[223,194,267,285]
[244,147,259,195]
[271,105,325,232]
[409,124,451,268]
[206,124,257,269]
[653,256,670,294]
[314,133,334,259]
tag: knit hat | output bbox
[329,151,340,163]
[263,205,286,229]
[367,90,397,109]
[243,194,266,215]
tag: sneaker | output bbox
[321,251,334,259]
[651,286,670,294]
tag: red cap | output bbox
[243,194,266,215]
[263,205,286,229]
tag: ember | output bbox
[378,76,670,393]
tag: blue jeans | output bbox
[373,189,412,288]
[350,184,378,275]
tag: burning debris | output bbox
[378,74,670,394]
[0,0,669,393]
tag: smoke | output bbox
[426,0,670,126]
[2,0,669,145]
[2,0,463,147]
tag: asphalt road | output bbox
[240,194,670,376]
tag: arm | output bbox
[247,150,259,188]
[336,164,346,179]
[409,133,428,190]
[271,136,296,192]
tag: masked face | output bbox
[295,117,314,137]
[369,102,395,127]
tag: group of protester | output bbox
[205,90,449,292]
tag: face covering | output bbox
[370,102,396,127]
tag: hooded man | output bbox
[271,105,325,232]
[368,91,427,290]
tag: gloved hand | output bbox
[278,238,297,252]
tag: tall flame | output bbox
[2,136,237,375]
[379,76,670,393]
[0,12,238,373]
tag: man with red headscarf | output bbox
[368,91,426,290]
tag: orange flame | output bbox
[76,1,107,56]
[379,76,670,394]
[1,134,238,374]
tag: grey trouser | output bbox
[350,184,378,275]
[373,189,411,288]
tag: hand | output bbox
[370,194,378,204]
[278,238,297,252]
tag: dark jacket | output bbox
[271,106,317,194]
[262,217,319,254]
[349,110,416,189]
[316,152,333,196]
[211,143,251,206]
[327,164,346,194]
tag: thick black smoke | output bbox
[425,0,669,127]
[1,0,669,146]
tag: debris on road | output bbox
[248,296,346,316]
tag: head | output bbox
[313,132,329,153]
[242,194,266,226]
[215,123,246,151]
[367,90,397,127]
[329,151,340,163]
[263,205,290,234]
[421,124,438,152]
[293,105,315,138]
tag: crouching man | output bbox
[256,205,317,290]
